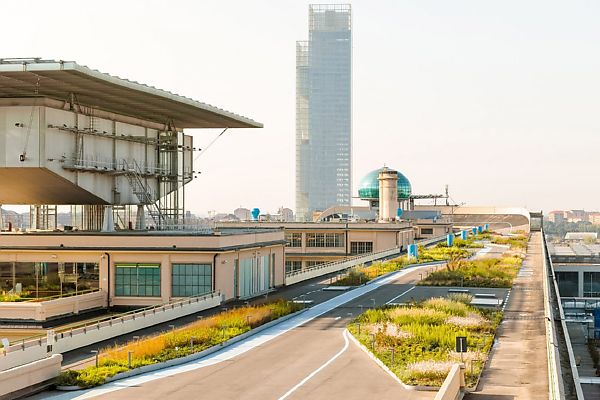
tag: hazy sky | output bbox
[3,0,600,215]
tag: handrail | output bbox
[3,290,221,349]
[285,234,452,279]
[285,246,401,278]
[542,230,584,399]
[21,288,101,303]
[541,229,564,400]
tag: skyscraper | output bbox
[296,4,352,221]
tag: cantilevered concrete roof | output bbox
[0,58,262,129]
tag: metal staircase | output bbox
[123,160,166,228]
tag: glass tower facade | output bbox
[296,4,352,221]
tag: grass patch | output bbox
[332,257,411,286]
[417,245,470,262]
[349,298,501,387]
[57,300,302,388]
[332,244,472,287]
[490,234,528,250]
[418,255,523,288]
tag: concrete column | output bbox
[135,205,146,230]
[101,206,114,232]
[378,167,399,222]
[579,270,585,297]
[161,254,171,304]
[99,253,110,306]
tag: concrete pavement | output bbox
[465,232,549,400]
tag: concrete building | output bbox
[234,207,251,221]
[278,207,295,222]
[0,58,286,311]
[549,242,600,299]
[313,166,452,240]
[548,210,567,223]
[296,4,352,221]
[217,221,414,274]
[0,229,284,309]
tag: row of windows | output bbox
[584,272,600,297]
[115,264,161,297]
[350,241,373,255]
[114,263,213,298]
[286,233,303,247]
[306,233,345,248]
[285,261,302,274]
[172,264,212,297]
[555,271,600,298]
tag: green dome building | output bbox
[357,167,412,200]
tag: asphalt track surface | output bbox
[31,245,509,400]
[31,263,439,400]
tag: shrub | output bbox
[348,298,499,387]
[57,300,302,388]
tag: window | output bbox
[350,242,373,255]
[306,260,327,268]
[420,228,434,235]
[172,264,212,297]
[557,271,579,297]
[584,272,600,297]
[306,233,344,248]
[115,264,160,297]
[285,261,302,274]
[286,233,302,247]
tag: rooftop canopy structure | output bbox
[0,58,262,231]
[0,58,262,129]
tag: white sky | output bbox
[3,0,600,215]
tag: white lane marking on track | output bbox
[385,286,415,305]
[41,264,434,400]
[277,330,349,400]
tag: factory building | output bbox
[0,58,285,312]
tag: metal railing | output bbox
[285,247,402,279]
[21,288,101,303]
[3,290,221,351]
[542,230,584,400]
[285,234,453,279]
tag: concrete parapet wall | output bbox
[434,364,465,400]
[0,354,62,399]
[0,290,107,322]
[285,247,401,286]
[0,292,222,371]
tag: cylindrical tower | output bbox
[378,167,399,222]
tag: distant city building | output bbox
[234,207,251,221]
[548,210,566,223]
[564,232,597,242]
[278,207,295,222]
[568,209,588,223]
[296,4,352,221]
[589,212,600,226]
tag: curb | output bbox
[346,328,439,392]
[104,308,308,384]
[58,308,308,390]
